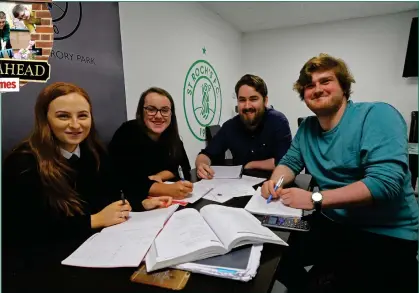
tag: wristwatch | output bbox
[311,192,323,212]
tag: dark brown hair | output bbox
[13,82,104,216]
[235,74,268,99]
[136,87,182,160]
[293,53,355,100]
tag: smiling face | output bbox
[237,85,268,129]
[47,93,92,152]
[303,70,346,117]
[143,92,172,139]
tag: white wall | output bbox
[241,10,418,136]
[119,2,241,165]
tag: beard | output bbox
[240,108,265,128]
[306,95,345,117]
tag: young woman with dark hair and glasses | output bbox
[108,87,193,208]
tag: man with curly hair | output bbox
[261,53,418,293]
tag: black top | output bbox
[200,108,292,166]
[2,142,120,279]
[108,119,191,204]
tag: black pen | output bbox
[120,190,126,205]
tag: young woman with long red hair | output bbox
[2,82,171,290]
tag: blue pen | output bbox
[178,165,185,181]
[267,175,284,204]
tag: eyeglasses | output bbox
[143,106,172,117]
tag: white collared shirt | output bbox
[60,145,81,159]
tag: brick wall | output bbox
[30,3,53,61]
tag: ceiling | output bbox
[201,1,418,33]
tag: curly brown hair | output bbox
[293,53,355,100]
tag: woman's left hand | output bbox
[148,175,163,183]
[142,196,173,210]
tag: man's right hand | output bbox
[261,180,282,200]
[197,163,215,179]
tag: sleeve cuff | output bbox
[361,177,384,202]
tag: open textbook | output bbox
[245,187,302,218]
[145,204,288,272]
[61,204,179,268]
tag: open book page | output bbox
[200,205,288,250]
[61,205,179,268]
[212,165,243,179]
[245,188,302,218]
[146,208,226,271]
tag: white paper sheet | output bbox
[211,165,243,179]
[244,188,302,218]
[61,205,179,268]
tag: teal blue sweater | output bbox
[280,100,419,241]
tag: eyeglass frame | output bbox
[143,105,172,117]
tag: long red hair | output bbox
[17,82,104,216]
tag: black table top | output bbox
[6,170,311,293]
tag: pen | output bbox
[121,190,126,205]
[178,165,185,181]
[267,175,284,204]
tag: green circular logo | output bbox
[183,60,222,141]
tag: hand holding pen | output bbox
[264,175,284,203]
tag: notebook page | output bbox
[62,223,163,268]
[212,165,243,179]
[244,188,302,218]
[183,180,214,203]
[101,204,179,233]
[61,205,179,268]
[164,181,213,203]
[240,175,266,186]
[202,179,254,202]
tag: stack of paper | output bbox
[173,245,263,282]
